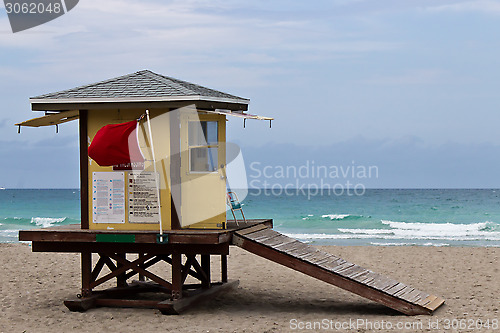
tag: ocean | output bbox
[1,189,500,247]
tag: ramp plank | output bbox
[418,295,437,306]
[425,297,446,311]
[260,234,291,247]
[307,252,337,264]
[272,239,300,250]
[232,229,445,316]
[236,224,270,236]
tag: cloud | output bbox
[425,0,500,14]
[3,135,500,188]
[32,135,78,148]
[0,118,9,128]
[3,0,500,155]
[0,0,405,91]
[240,138,500,188]
[0,138,79,188]
[361,69,447,85]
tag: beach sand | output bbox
[0,243,498,332]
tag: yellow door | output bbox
[180,112,226,229]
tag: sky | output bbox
[1,0,500,188]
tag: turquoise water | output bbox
[0,189,80,242]
[1,189,500,246]
[240,189,500,247]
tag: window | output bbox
[188,121,218,172]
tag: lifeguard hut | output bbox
[19,70,444,315]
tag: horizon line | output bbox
[2,187,500,191]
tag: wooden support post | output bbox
[79,109,89,229]
[201,255,211,289]
[138,253,145,281]
[81,251,92,297]
[171,254,182,300]
[116,253,128,287]
[221,255,227,283]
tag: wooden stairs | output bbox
[232,224,445,315]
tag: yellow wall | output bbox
[87,108,171,231]
[86,108,227,231]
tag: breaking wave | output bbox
[285,220,500,244]
[320,214,365,220]
[30,217,67,228]
[322,214,351,220]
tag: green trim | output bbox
[156,234,169,244]
[96,234,136,243]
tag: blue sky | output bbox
[1,0,500,188]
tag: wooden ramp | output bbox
[232,225,445,316]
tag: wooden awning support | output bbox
[15,110,79,133]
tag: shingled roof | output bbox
[30,70,249,105]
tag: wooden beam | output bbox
[123,256,163,280]
[32,101,249,112]
[90,254,154,289]
[90,257,106,283]
[19,219,273,244]
[104,253,173,290]
[116,253,128,288]
[30,241,229,255]
[158,280,239,315]
[190,255,209,285]
[81,251,92,297]
[65,294,101,312]
[221,255,227,283]
[201,255,211,289]
[181,255,195,284]
[79,110,89,229]
[171,254,182,300]
[138,253,145,281]
[65,280,240,313]
[94,281,165,296]
[94,299,161,309]
[163,255,203,281]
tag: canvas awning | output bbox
[15,110,79,128]
[15,107,272,131]
[201,109,273,127]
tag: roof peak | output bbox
[30,70,249,104]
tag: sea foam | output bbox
[370,242,450,247]
[283,233,373,240]
[0,229,20,240]
[286,220,500,243]
[30,217,67,228]
[340,220,500,241]
[321,214,351,220]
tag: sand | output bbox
[0,243,498,333]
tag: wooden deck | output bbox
[18,219,272,314]
[232,225,445,316]
[19,219,273,254]
[19,219,273,245]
